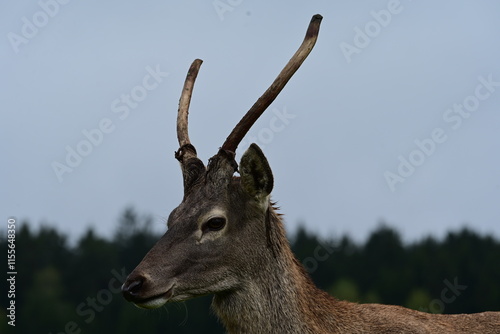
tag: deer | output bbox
[121,14,500,333]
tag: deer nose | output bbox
[121,274,145,302]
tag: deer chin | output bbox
[134,285,175,309]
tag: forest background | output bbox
[1,207,499,333]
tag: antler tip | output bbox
[312,14,323,21]
[177,58,204,149]
[306,14,323,39]
[188,59,203,76]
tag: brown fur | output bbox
[122,146,500,333]
[121,15,500,332]
[213,207,500,333]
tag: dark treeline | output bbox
[2,208,500,333]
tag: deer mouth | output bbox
[134,285,175,309]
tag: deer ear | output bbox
[239,143,274,200]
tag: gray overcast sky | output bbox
[2,1,499,244]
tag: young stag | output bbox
[122,15,500,333]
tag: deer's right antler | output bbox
[175,58,203,162]
[175,59,206,195]
[221,14,323,154]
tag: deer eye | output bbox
[203,217,226,232]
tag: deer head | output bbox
[121,14,322,310]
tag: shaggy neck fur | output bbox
[210,206,500,334]
[211,207,351,334]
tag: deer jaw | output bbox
[122,145,276,310]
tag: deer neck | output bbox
[212,209,343,334]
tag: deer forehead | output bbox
[168,199,227,225]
